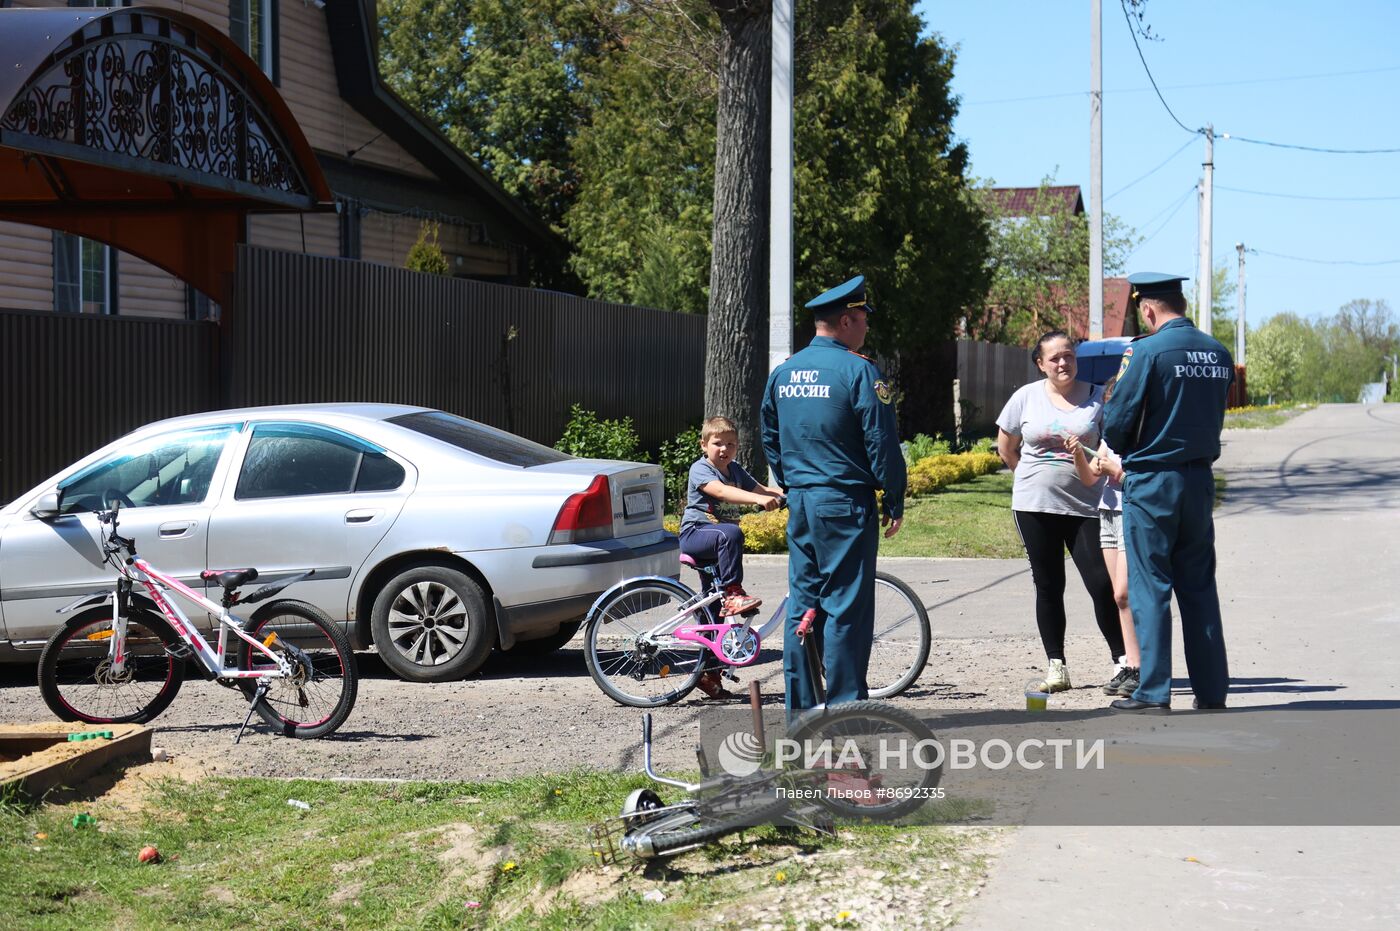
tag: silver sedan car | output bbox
[0,404,675,682]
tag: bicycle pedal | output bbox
[721,669,740,683]
[164,644,194,661]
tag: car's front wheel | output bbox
[370,565,495,682]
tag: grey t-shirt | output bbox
[996,380,1106,517]
[681,457,758,530]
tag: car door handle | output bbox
[158,521,197,539]
[345,509,381,524]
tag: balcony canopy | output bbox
[0,7,333,306]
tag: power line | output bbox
[1126,185,1196,258]
[1106,137,1195,201]
[1249,248,1400,267]
[963,63,1400,107]
[1218,185,1400,202]
[1226,136,1400,155]
[1117,0,1200,136]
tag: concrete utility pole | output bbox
[768,0,794,371]
[1199,125,1214,335]
[1194,178,1203,320]
[1088,0,1104,339]
[1235,242,1246,364]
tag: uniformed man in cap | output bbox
[1102,272,1234,712]
[760,275,907,713]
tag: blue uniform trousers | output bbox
[1122,465,1229,705]
[783,486,879,712]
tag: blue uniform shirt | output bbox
[760,335,907,518]
[1102,317,1234,469]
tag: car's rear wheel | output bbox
[370,565,495,682]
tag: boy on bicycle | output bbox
[680,415,785,619]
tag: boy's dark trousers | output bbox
[679,522,746,588]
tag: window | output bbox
[185,287,219,322]
[387,411,572,468]
[66,0,132,7]
[235,424,405,500]
[53,232,117,315]
[229,0,279,83]
[59,425,237,513]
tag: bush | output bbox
[657,425,702,513]
[969,436,996,455]
[554,404,644,461]
[903,432,952,464]
[906,451,1002,497]
[739,508,788,554]
[404,221,451,276]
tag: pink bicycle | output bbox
[37,505,357,741]
[582,553,931,707]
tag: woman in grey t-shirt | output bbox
[996,331,1125,694]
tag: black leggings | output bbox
[1013,510,1124,662]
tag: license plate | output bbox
[623,490,655,519]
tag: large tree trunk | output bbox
[704,1,771,473]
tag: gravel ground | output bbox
[0,554,1127,782]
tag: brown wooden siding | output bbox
[117,254,187,321]
[276,0,434,180]
[0,222,54,311]
[248,213,341,258]
[359,211,513,277]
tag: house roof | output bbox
[322,0,562,258]
[987,185,1085,217]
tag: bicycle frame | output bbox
[106,557,292,682]
[619,578,789,667]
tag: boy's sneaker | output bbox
[1102,665,1140,696]
[719,586,762,617]
[1045,659,1071,693]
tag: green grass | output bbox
[881,472,1021,558]
[0,772,991,930]
[1223,402,1308,430]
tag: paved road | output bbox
[958,403,1400,930]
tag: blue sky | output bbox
[916,0,1400,325]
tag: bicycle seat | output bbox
[678,553,716,572]
[200,568,259,590]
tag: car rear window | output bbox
[388,411,572,468]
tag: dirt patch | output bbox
[0,722,145,783]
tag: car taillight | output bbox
[549,474,614,544]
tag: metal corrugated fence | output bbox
[227,247,707,450]
[0,308,219,503]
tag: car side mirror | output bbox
[30,491,62,520]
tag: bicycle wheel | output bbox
[38,608,185,725]
[785,699,940,821]
[237,600,357,739]
[625,796,791,858]
[584,580,709,707]
[866,572,932,699]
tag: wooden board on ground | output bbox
[0,723,151,800]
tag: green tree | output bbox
[970,178,1136,345]
[1247,313,1310,402]
[378,0,615,231]
[791,1,991,356]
